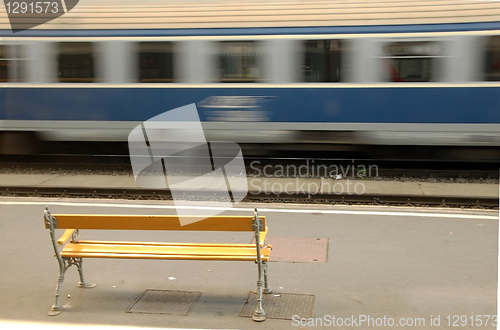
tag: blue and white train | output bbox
[1,0,500,154]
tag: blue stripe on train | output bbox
[1,22,500,37]
[2,87,499,123]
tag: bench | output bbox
[43,207,272,321]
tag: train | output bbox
[0,0,500,157]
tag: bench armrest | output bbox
[260,226,268,247]
[58,229,76,245]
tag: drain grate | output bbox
[127,289,201,315]
[240,292,315,320]
[264,236,328,263]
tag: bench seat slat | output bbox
[77,240,272,249]
[61,243,271,260]
[58,252,270,261]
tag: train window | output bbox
[0,44,28,82]
[219,41,263,83]
[484,36,500,81]
[58,42,95,83]
[381,41,439,82]
[138,42,174,83]
[303,40,346,82]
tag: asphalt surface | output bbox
[0,197,498,330]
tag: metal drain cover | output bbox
[127,289,201,315]
[240,292,315,320]
[265,236,328,263]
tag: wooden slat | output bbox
[52,214,266,231]
[260,226,268,247]
[59,252,270,261]
[57,229,75,245]
[62,243,263,256]
[77,239,273,250]
[78,240,259,248]
[60,243,271,261]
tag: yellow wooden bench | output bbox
[43,207,272,321]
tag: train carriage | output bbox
[1,0,500,154]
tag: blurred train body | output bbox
[0,0,500,155]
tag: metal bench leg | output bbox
[66,230,95,289]
[263,262,272,294]
[75,258,97,289]
[48,258,67,316]
[252,209,266,322]
[253,273,266,321]
[48,257,96,316]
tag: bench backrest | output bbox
[45,214,266,232]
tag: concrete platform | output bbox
[0,173,497,199]
[0,197,497,330]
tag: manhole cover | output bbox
[263,236,328,263]
[127,289,201,315]
[240,292,315,320]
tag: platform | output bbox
[0,197,497,330]
[0,173,497,199]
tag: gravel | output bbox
[0,165,497,184]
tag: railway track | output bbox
[0,185,497,209]
[1,154,499,179]
[1,153,497,208]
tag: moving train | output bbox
[1,0,500,156]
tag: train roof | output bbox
[1,0,500,31]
